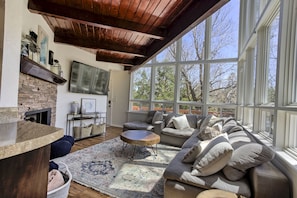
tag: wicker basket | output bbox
[47,162,72,198]
[73,124,92,138]
[91,123,106,135]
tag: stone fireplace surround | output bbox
[18,73,57,126]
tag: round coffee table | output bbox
[120,130,160,158]
[197,189,238,198]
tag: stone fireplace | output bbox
[18,73,57,126]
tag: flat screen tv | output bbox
[69,61,110,95]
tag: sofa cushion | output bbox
[173,114,190,129]
[185,114,199,128]
[146,110,156,124]
[162,127,195,138]
[223,142,275,181]
[191,133,233,176]
[182,129,200,148]
[123,120,154,131]
[222,118,238,133]
[163,149,251,197]
[152,111,163,124]
[199,115,212,131]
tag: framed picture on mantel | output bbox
[37,25,48,66]
[81,98,96,114]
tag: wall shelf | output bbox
[20,56,67,85]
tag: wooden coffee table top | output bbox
[197,189,238,198]
[120,130,160,146]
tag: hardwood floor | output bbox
[67,126,123,198]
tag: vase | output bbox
[70,101,79,114]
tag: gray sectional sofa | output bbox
[162,116,291,198]
[123,112,291,197]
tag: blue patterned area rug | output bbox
[53,137,180,198]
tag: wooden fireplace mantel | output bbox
[20,56,67,85]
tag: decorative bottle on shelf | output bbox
[70,101,79,114]
[51,59,61,75]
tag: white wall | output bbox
[0,0,22,107]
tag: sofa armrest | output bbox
[153,120,164,135]
[249,161,290,198]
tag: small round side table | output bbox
[197,189,238,198]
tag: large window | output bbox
[130,0,239,116]
[267,13,279,103]
[180,64,203,102]
[208,63,237,104]
[154,65,175,101]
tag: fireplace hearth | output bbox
[24,108,51,125]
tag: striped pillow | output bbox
[191,133,233,176]
[223,142,275,181]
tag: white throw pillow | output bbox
[172,114,190,129]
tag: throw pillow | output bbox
[164,113,176,128]
[222,142,275,181]
[199,114,213,132]
[182,142,201,163]
[152,111,163,124]
[191,133,233,176]
[208,116,224,127]
[172,114,190,129]
[197,125,222,140]
[146,110,156,124]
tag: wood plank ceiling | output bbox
[28,0,229,71]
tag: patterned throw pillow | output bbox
[182,142,201,163]
[191,133,233,176]
[198,125,222,140]
[164,113,176,128]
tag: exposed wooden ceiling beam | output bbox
[131,0,229,71]
[54,29,146,57]
[28,0,165,40]
[96,52,135,66]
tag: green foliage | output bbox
[132,69,150,100]
[154,66,175,101]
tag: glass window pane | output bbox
[153,103,173,113]
[131,67,151,100]
[267,13,279,103]
[154,65,175,101]
[178,105,202,115]
[208,106,235,117]
[208,106,220,117]
[181,21,205,61]
[131,102,149,111]
[156,42,176,63]
[179,105,190,114]
[222,108,236,117]
[210,0,239,59]
[180,64,203,102]
[208,63,237,104]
